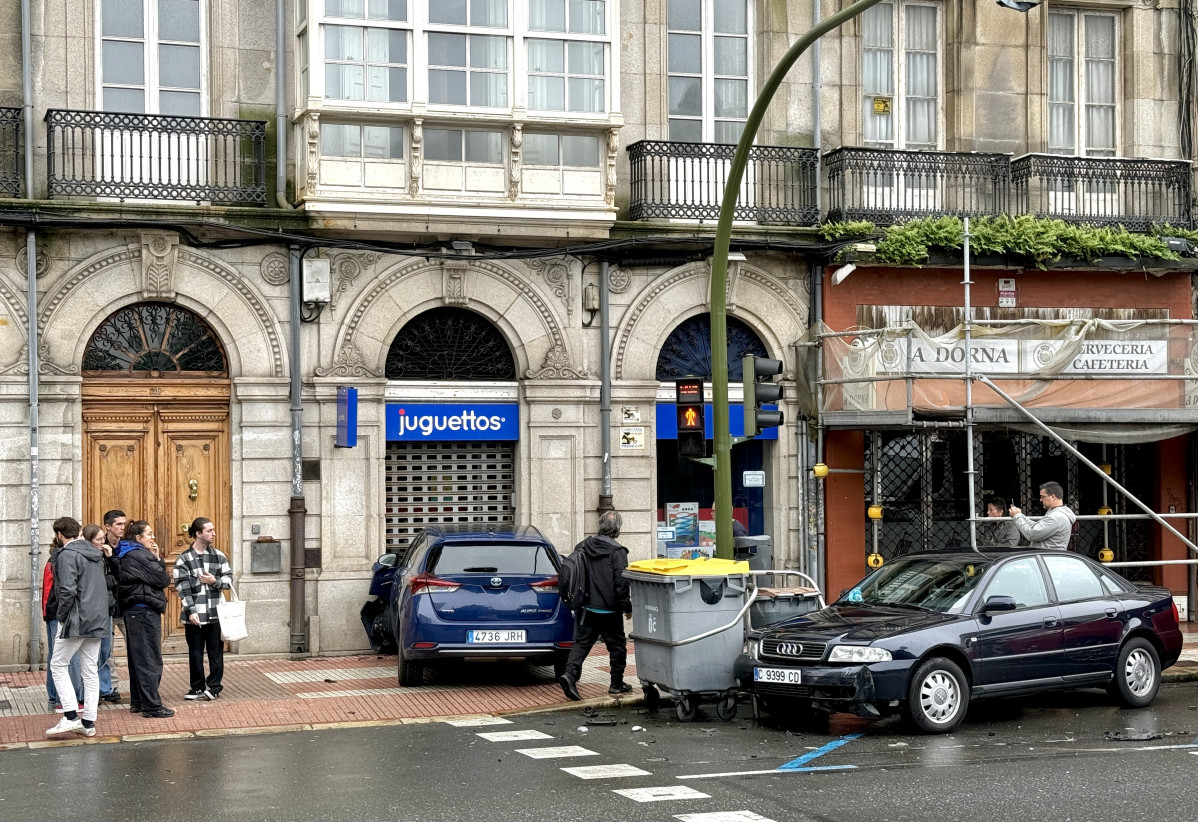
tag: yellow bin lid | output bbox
[627,557,750,576]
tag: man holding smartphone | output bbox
[174,517,232,701]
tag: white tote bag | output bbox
[216,586,248,642]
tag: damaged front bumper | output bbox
[733,653,912,716]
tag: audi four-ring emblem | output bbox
[777,642,804,657]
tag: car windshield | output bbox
[841,557,993,614]
[431,543,557,576]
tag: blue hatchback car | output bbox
[362,525,574,686]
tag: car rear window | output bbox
[431,543,558,576]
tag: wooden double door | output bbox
[82,379,231,654]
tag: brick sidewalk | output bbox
[0,645,636,750]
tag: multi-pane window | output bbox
[527,0,606,112]
[1048,10,1117,157]
[324,0,409,102]
[667,0,749,143]
[425,128,505,163]
[427,0,509,107]
[862,1,940,151]
[523,133,601,167]
[321,123,405,159]
[100,0,204,115]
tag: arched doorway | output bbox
[82,302,231,653]
[383,308,518,556]
[655,314,770,547]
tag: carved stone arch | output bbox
[323,257,587,379]
[615,261,808,381]
[40,244,285,378]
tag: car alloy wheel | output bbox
[904,657,970,734]
[1123,646,1155,697]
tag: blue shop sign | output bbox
[386,403,519,441]
[335,386,358,448]
[655,403,778,440]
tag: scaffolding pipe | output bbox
[598,261,612,510]
[813,264,826,593]
[962,218,978,552]
[870,433,880,557]
[22,0,40,672]
[977,375,1198,557]
[1101,444,1111,555]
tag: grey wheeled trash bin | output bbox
[749,586,822,629]
[734,535,773,586]
[624,557,750,722]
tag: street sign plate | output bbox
[742,470,765,488]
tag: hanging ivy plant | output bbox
[819,216,1184,269]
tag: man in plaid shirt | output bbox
[173,517,232,701]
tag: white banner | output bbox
[866,338,1167,376]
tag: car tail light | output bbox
[412,642,436,649]
[409,573,461,595]
[554,641,574,649]
[1172,600,1180,625]
[531,576,560,593]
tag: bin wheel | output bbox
[642,685,661,711]
[675,695,698,722]
[716,693,738,722]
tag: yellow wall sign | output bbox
[872,96,892,115]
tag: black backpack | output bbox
[558,550,590,612]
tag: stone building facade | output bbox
[0,1,1192,665]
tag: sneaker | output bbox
[47,701,57,713]
[607,681,634,696]
[184,690,206,700]
[558,673,581,702]
[128,704,142,714]
[79,724,97,738]
[100,692,122,704]
[142,707,175,719]
[203,689,219,701]
[46,716,83,736]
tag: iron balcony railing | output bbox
[45,109,267,205]
[1011,153,1192,231]
[627,139,819,224]
[0,107,22,198]
[824,146,1011,226]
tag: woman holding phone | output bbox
[116,521,175,718]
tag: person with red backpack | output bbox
[1009,481,1078,551]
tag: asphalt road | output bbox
[3,684,1196,822]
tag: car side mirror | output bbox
[982,595,1017,613]
[378,553,399,568]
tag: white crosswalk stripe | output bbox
[613,786,710,802]
[476,729,553,741]
[515,745,598,759]
[561,763,652,779]
[442,716,512,727]
[674,813,776,822]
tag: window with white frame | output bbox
[861,1,940,151]
[99,0,205,115]
[423,126,506,192]
[427,0,509,107]
[320,123,406,186]
[527,0,606,112]
[1048,10,1117,157]
[522,132,603,194]
[324,0,409,103]
[666,0,749,143]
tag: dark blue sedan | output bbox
[362,525,574,686]
[735,549,1183,733]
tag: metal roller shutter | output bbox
[384,441,516,558]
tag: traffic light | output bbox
[675,377,706,458]
[743,355,784,438]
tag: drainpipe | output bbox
[276,0,292,209]
[288,247,307,652]
[22,0,41,671]
[812,263,826,594]
[598,262,613,512]
[813,0,823,214]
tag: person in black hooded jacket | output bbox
[558,510,633,701]
[117,520,174,718]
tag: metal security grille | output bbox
[384,441,516,558]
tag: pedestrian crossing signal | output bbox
[675,378,706,458]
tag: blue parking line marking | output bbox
[778,733,864,771]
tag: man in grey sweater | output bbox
[1009,482,1077,551]
[45,517,110,737]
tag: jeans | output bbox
[563,609,628,684]
[124,609,165,711]
[45,619,82,707]
[184,621,224,693]
[50,628,101,721]
[98,616,118,696]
